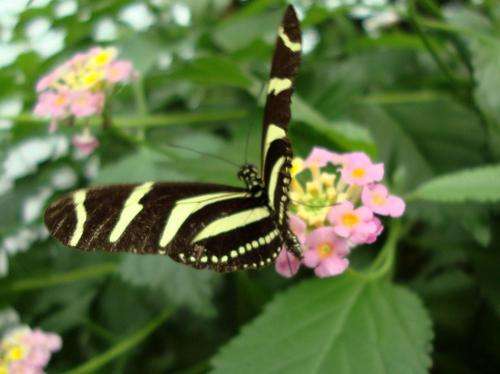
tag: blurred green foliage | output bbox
[0,0,499,373]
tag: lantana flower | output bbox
[33,47,136,155]
[0,326,61,373]
[275,147,405,279]
[340,152,384,186]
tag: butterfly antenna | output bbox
[162,142,241,168]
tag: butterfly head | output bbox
[238,164,264,197]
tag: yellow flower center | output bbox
[54,95,67,107]
[306,181,321,196]
[352,168,366,179]
[342,213,359,227]
[317,243,333,259]
[90,49,115,66]
[5,345,26,362]
[372,193,386,206]
[82,71,104,87]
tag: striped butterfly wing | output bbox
[45,183,283,272]
[261,6,302,227]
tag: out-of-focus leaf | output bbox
[212,275,433,374]
[169,56,253,89]
[471,248,500,316]
[119,255,220,317]
[292,96,376,155]
[213,9,281,52]
[118,33,163,73]
[352,104,433,190]
[93,148,187,185]
[446,8,500,126]
[412,164,500,203]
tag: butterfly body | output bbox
[44,6,303,273]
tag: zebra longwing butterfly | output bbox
[44,6,303,273]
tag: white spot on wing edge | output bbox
[109,182,154,243]
[69,190,87,247]
[268,78,292,95]
[278,26,301,52]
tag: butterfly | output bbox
[44,6,303,273]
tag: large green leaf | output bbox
[411,164,500,203]
[211,274,433,374]
[119,255,220,317]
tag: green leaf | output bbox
[411,164,500,203]
[213,9,282,52]
[94,148,188,184]
[292,96,376,155]
[446,8,500,126]
[211,275,433,374]
[169,56,254,89]
[119,255,220,317]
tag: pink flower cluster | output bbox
[33,47,136,155]
[276,148,405,278]
[0,327,62,374]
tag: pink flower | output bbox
[34,91,70,118]
[25,330,62,352]
[72,130,100,155]
[9,362,44,374]
[361,184,405,217]
[304,147,342,168]
[303,227,349,277]
[327,201,378,244]
[36,72,56,92]
[69,91,104,117]
[340,152,384,186]
[365,217,383,244]
[289,214,306,244]
[106,60,134,83]
[275,249,301,278]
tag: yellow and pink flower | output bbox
[0,326,61,373]
[33,47,136,155]
[275,147,405,279]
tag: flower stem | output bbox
[133,74,148,115]
[63,306,173,374]
[4,110,247,129]
[0,263,118,294]
[365,220,403,280]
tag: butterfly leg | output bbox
[284,229,303,260]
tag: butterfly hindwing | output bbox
[44,183,281,272]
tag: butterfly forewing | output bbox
[261,6,301,226]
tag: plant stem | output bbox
[365,220,403,280]
[63,306,173,374]
[4,110,247,129]
[133,74,148,115]
[0,263,118,294]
